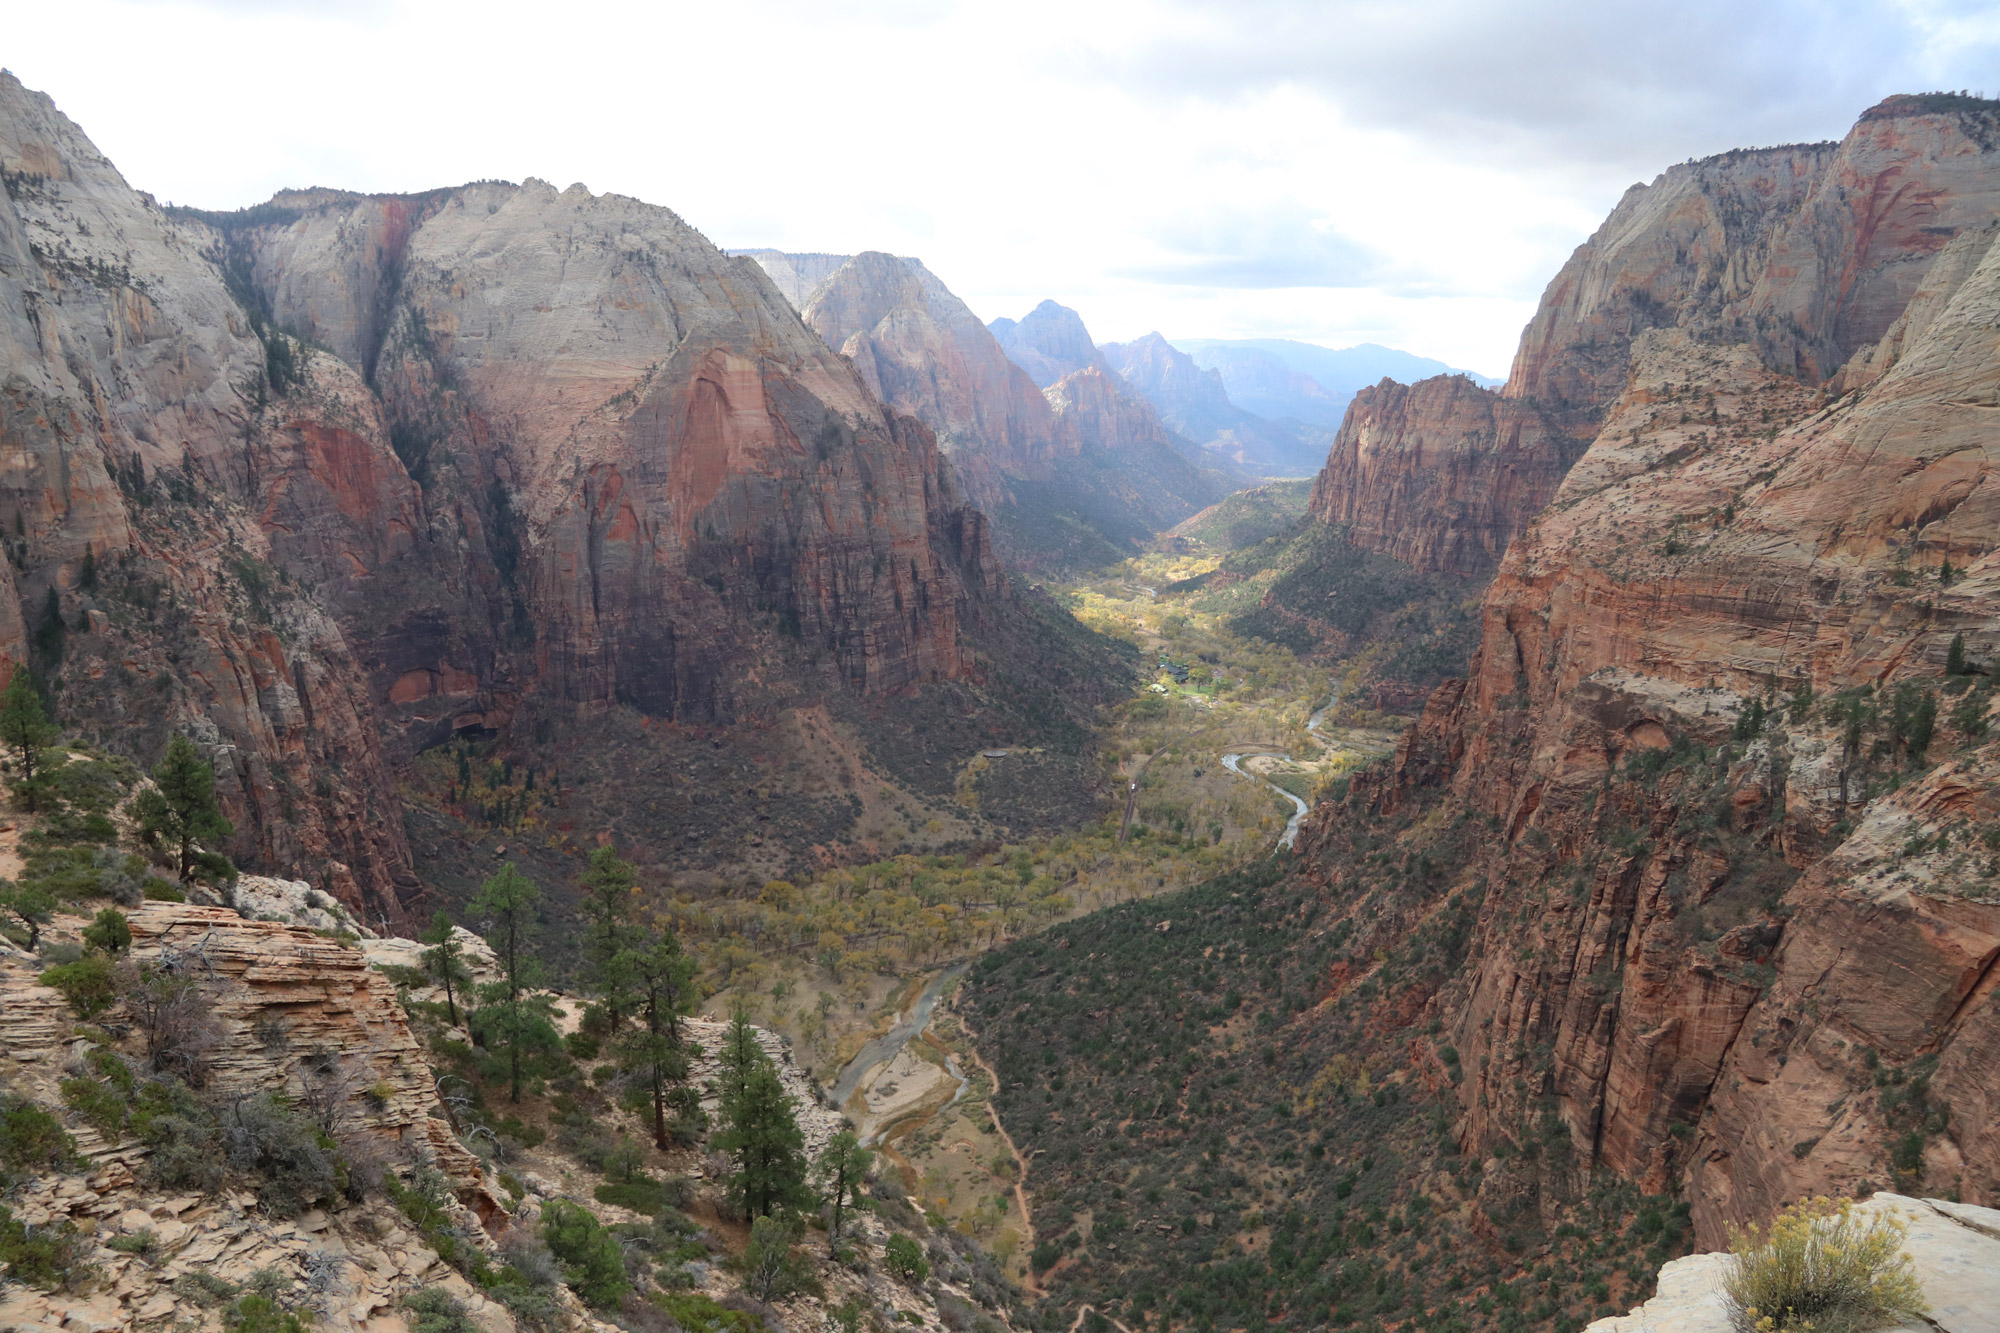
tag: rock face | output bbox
[1101,333,1324,478]
[1308,96,2000,582]
[1298,93,2000,1247]
[787,250,1061,506]
[1586,1194,2000,1333]
[747,255,1234,566]
[987,301,1105,388]
[0,75,1018,917]
[1306,375,1582,577]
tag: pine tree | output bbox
[420,909,472,1025]
[813,1129,874,1253]
[713,1051,807,1220]
[469,863,550,1102]
[0,880,55,951]
[1948,633,1969,676]
[0,670,56,811]
[716,1005,764,1108]
[580,845,639,1027]
[135,734,234,879]
[615,929,700,1149]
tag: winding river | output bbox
[1219,684,1337,852]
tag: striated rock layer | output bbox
[749,252,1235,567]
[1298,94,2000,1246]
[0,75,1025,917]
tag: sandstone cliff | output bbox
[1297,93,2000,1247]
[0,75,1061,918]
[747,256,1235,568]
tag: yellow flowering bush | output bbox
[1724,1196,1929,1332]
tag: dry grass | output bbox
[1724,1196,1929,1333]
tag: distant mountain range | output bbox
[1171,338,1502,428]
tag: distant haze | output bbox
[1173,340,1501,427]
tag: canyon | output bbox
[1302,90,2000,1241]
[4,54,2000,1333]
[0,72,1139,927]
[742,253,1240,569]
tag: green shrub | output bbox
[884,1232,930,1285]
[40,953,117,1018]
[81,907,131,954]
[402,1288,478,1333]
[142,878,185,902]
[218,1095,335,1217]
[742,1213,812,1300]
[0,1203,93,1290]
[1724,1196,1928,1332]
[106,1229,157,1255]
[540,1198,630,1310]
[222,1293,307,1333]
[594,1179,669,1214]
[0,1097,80,1178]
[652,1291,768,1333]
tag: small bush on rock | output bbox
[0,1097,79,1182]
[40,953,117,1018]
[0,1202,93,1290]
[541,1198,631,1310]
[402,1288,478,1333]
[1724,1196,1929,1333]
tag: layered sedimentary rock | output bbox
[747,256,1233,565]
[1300,94,2000,1246]
[788,250,1062,506]
[1306,375,1582,577]
[0,74,1006,917]
[1309,97,2000,582]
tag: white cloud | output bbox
[10,0,1996,377]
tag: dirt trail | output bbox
[954,1016,1041,1296]
[1066,1306,1138,1333]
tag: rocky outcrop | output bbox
[746,258,1234,566]
[1101,334,1323,477]
[0,75,1027,916]
[1306,375,1581,577]
[786,251,1062,506]
[1298,94,2000,1249]
[1305,96,2000,585]
[1586,1194,2000,1333]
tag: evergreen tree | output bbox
[579,845,639,1027]
[1948,633,1969,676]
[0,880,55,951]
[81,907,130,955]
[469,863,550,1102]
[713,1053,807,1220]
[716,1005,764,1108]
[0,671,56,810]
[419,910,472,1025]
[615,929,700,1149]
[135,735,234,879]
[813,1129,874,1253]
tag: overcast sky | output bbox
[11,0,2000,375]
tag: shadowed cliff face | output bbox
[0,74,1012,920]
[1299,96,2000,1246]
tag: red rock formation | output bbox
[1306,375,1579,577]
[0,75,1011,918]
[1298,95,2000,1245]
[791,250,1062,506]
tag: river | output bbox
[828,963,969,1142]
